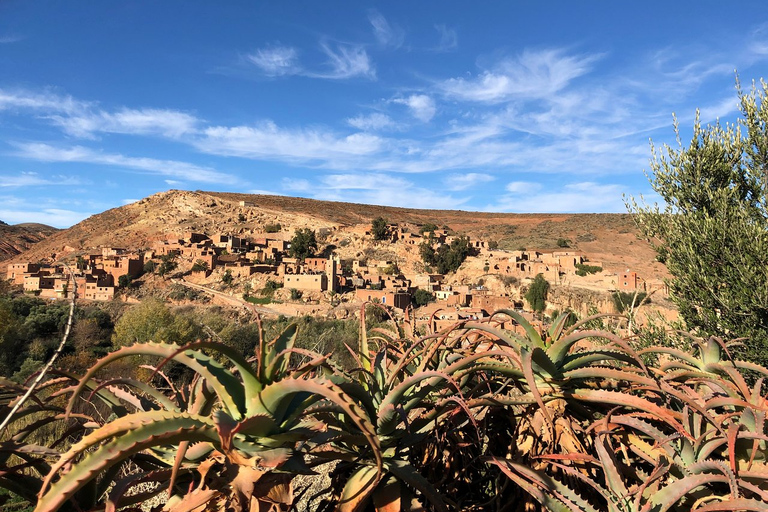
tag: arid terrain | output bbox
[0,221,59,261]
[5,189,665,278]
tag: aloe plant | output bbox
[34,320,380,512]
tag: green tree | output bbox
[419,223,439,235]
[118,274,133,288]
[111,298,199,347]
[191,260,209,272]
[371,217,388,240]
[413,289,435,307]
[525,274,549,315]
[144,260,157,274]
[556,238,570,248]
[630,79,768,364]
[157,253,178,277]
[289,228,317,260]
[221,269,233,286]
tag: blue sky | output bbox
[1,2,767,228]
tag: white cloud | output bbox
[13,143,237,184]
[394,94,436,122]
[347,112,397,131]
[197,121,384,162]
[0,207,89,228]
[440,48,601,103]
[0,171,84,188]
[50,108,200,138]
[369,10,404,48]
[506,181,542,194]
[309,42,376,80]
[121,198,140,205]
[284,172,468,209]
[246,45,300,76]
[490,182,626,213]
[433,25,457,52]
[445,173,494,191]
[0,35,23,44]
[0,88,87,114]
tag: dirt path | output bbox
[172,279,287,317]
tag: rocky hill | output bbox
[0,221,59,261]
[4,189,664,281]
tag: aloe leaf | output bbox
[372,475,401,512]
[693,498,768,511]
[487,457,596,512]
[462,321,530,352]
[264,323,298,382]
[338,465,378,512]
[250,377,382,470]
[36,412,218,512]
[649,472,730,512]
[66,342,246,420]
[488,309,544,348]
[386,459,449,512]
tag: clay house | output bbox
[618,271,645,292]
[83,274,115,301]
[101,255,142,282]
[284,273,328,292]
[303,257,327,273]
[355,288,411,310]
[6,262,41,284]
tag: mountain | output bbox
[0,222,59,262]
[3,190,662,280]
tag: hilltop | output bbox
[6,189,663,280]
[0,221,59,262]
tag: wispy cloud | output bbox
[50,108,200,138]
[283,172,468,209]
[13,143,238,184]
[347,112,397,131]
[432,24,458,52]
[489,182,627,213]
[440,48,601,103]
[0,35,23,44]
[197,121,384,162]
[310,42,376,80]
[246,44,301,76]
[445,172,494,191]
[247,41,375,80]
[368,10,404,49]
[0,88,87,114]
[0,171,84,188]
[393,94,436,122]
[0,205,90,228]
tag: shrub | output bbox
[556,237,570,248]
[612,290,649,313]
[413,288,434,307]
[371,217,388,240]
[264,223,281,233]
[524,273,549,313]
[575,263,602,276]
[289,288,302,300]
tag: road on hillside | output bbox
[171,279,286,317]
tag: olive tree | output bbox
[630,79,768,365]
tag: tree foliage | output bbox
[630,79,768,364]
[157,253,178,277]
[524,273,549,314]
[419,235,471,274]
[371,217,388,240]
[413,288,435,307]
[289,228,317,260]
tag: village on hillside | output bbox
[6,204,671,332]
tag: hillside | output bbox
[0,221,59,261]
[5,189,664,281]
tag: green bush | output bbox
[575,263,602,276]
